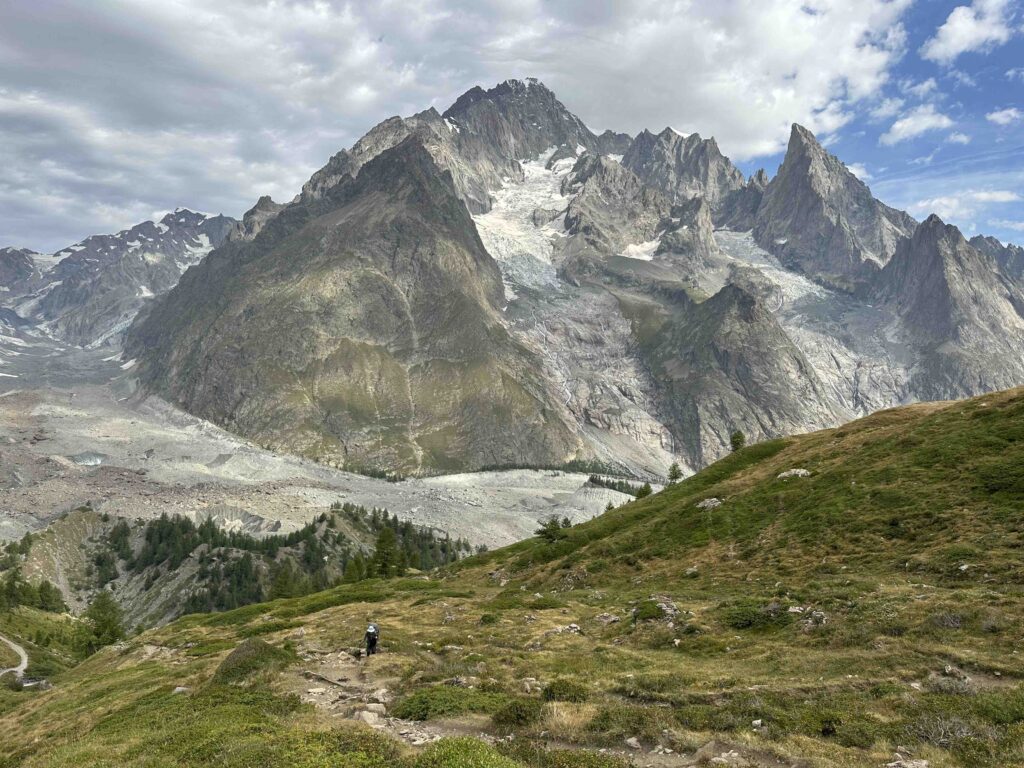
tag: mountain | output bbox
[628,283,843,467]
[121,79,1024,480]
[20,501,468,628]
[4,387,1024,766]
[0,210,235,347]
[715,168,767,231]
[127,137,581,474]
[877,215,1024,399]
[970,233,1024,281]
[0,248,43,291]
[621,128,745,212]
[753,124,917,291]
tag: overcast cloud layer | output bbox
[1,0,1021,251]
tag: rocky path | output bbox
[280,644,807,768]
[0,633,28,678]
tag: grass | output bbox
[3,388,1024,766]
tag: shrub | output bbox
[392,686,507,721]
[543,679,589,703]
[480,613,499,626]
[492,698,544,731]
[0,672,22,692]
[720,600,794,630]
[212,638,295,684]
[632,600,665,623]
[415,738,523,768]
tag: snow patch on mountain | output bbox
[473,149,569,301]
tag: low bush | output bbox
[212,638,295,684]
[492,698,544,731]
[543,679,589,703]
[415,738,522,768]
[719,599,794,630]
[392,686,507,721]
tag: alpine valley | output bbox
[3,77,1024,768]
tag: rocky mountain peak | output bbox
[442,77,598,161]
[621,126,744,212]
[874,215,1024,397]
[752,123,916,290]
[970,233,1024,281]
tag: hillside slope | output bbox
[3,389,1024,767]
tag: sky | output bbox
[0,0,1021,252]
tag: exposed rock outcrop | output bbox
[753,124,916,291]
[877,215,1024,398]
[621,128,745,212]
[127,138,581,474]
[715,168,767,231]
[969,234,1024,281]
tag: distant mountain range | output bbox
[5,78,1024,479]
[0,210,235,346]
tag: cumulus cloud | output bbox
[870,97,906,120]
[920,0,1017,64]
[987,107,1023,125]
[846,162,872,180]
[947,131,973,144]
[0,0,914,251]
[880,104,956,145]
[990,218,1024,231]
[908,189,1021,219]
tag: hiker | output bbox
[365,623,379,656]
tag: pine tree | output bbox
[82,590,124,653]
[636,482,653,499]
[372,527,399,578]
[730,430,746,452]
[667,462,683,484]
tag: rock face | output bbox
[228,196,286,243]
[0,248,40,291]
[622,128,745,212]
[628,283,842,466]
[716,169,767,231]
[559,154,671,278]
[118,78,1024,478]
[877,215,1024,398]
[0,210,235,347]
[970,234,1024,281]
[127,138,580,474]
[753,124,916,290]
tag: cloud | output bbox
[990,218,1024,231]
[920,0,1016,64]
[947,131,973,144]
[901,77,939,98]
[880,104,956,145]
[1008,68,1024,81]
[846,162,872,180]
[987,107,1023,125]
[870,97,905,120]
[0,0,915,251]
[908,189,1021,220]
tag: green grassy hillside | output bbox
[3,389,1024,767]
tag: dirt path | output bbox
[279,644,806,768]
[0,633,28,677]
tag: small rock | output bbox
[777,468,811,480]
[171,686,190,695]
[624,737,642,750]
[365,703,386,714]
[696,497,721,510]
[371,688,391,703]
[307,687,326,695]
[594,613,620,625]
[354,711,381,726]
[886,758,929,768]
[752,719,762,728]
